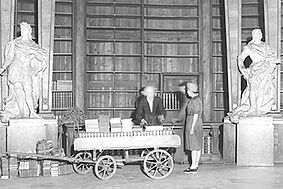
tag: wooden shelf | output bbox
[54,38,73,41]
[86,71,142,74]
[144,16,198,20]
[55,12,73,16]
[213,107,225,111]
[145,40,198,44]
[212,72,224,74]
[17,10,36,14]
[54,25,73,28]
[87,89,138,93]
[53,70,72,73]
[53,53,73,56]
[55,1,73,4]
[87,14,141,19]
[144,4,198,8]
[242,14,262,17]
[213,54,224,57]
[144,55,199,58]
[87,39,141,43]
[144,28,199,32]
[87,2,141,7]
[86,54,142,57]
[87,26,141,30]
[212,90,225,93]
[242,2,259,6]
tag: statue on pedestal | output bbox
[0,22,47,122]
[229,29,280,123]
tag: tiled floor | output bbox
[1,163,283,189]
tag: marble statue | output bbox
[0,22,47,122]
[229,29,280,122]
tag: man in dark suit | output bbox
[131,87,146,124]
[135,86,167,126]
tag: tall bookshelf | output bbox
[211,0,228,122]
[281,0,283,111]
[52,0,74,112]
[85,0,200,119]
[14,0,38,41]
[241,0,265,47]
[144,0,199,117]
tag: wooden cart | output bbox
[73,129,181,180]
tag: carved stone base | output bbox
[7,118,46,153]
[237,116,274,166]
[7,117,58,153]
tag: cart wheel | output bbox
[94,155,117,180]
[73,151,93,174]
[143,149,174,179]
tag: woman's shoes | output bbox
[184,167,198,174]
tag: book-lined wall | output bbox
[86,0,199,119]
[14,0,38,41]
[52,0,74,111]
[241,0,264,48]
[281,0,283,111]
[211,0,228,122]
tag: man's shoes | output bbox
[184,167,198,174]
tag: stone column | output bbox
[264,0,281,112]
[224,0,242,111]
[0,0,15,110]
[38,0,55,112]
[200,0,212,122]
[74,0,86,111]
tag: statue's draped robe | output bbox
[2,37,47,119]
[237,42,277,115]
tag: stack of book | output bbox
[42,160,51,176]
[58,163,73,176]
[18,160,39,178]
[132,125,143,132]
[1,157,9,179]
[9,157,18,178]
[110,118,122,132]
[18,161,29,178]
[121,119,133,132]
[85,119,99,132]
[98,115,110,132]
[145,125,163,131]
[50,161,59,176]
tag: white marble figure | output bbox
[0,22,47,122]
[229,29,280,122]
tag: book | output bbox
[85,119,99,132]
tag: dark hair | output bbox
[139,87,145,95]
[184,85,190,99]
[179,82,187,87]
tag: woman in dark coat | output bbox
[135,86,166,126]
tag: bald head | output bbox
[144,86,156,99]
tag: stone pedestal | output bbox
[0,123,8,154]
[7,119,46,153]
[237,117,274,166]
[223,117,236,162]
